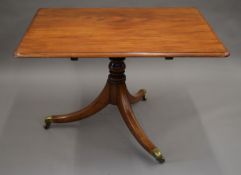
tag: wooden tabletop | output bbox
[15,8,229,58]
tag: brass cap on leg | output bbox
[141,89,147,101]
[152,148,165,163]
[44,116,53,129]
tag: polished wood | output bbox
[15,8,229,58]
[127,89,147,104]
[50,83,109,123]
[45,58,165,162]
[117,85,155,154]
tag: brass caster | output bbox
[142,89,147,101]
[152,148,165,163]
[44,116,53,129]
[143,95,147,101]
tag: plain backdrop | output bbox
[0,0,241,175]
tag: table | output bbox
[15,8,229,163]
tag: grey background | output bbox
[0,0,241,175]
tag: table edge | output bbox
[15,51,230,58]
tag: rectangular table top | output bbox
[15,8,229,58]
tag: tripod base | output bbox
[44,57,165,163]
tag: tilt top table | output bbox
[15,8,229,163]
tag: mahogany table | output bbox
[15,8,229,163]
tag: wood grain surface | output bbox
[15,8,229,58]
